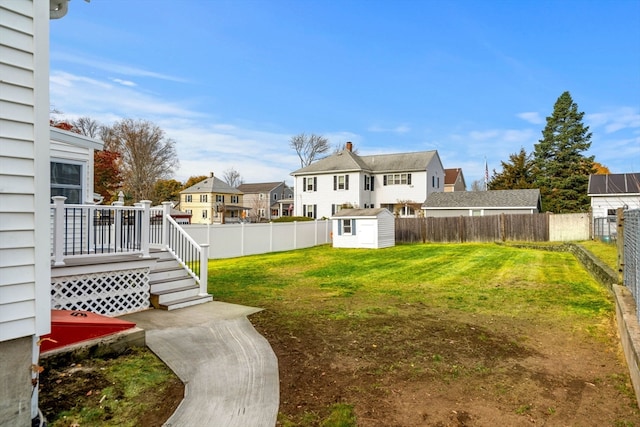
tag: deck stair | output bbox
[150,250,212,310]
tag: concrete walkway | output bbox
[120,301,279,427]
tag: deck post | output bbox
[112,199,124,252]
[52,196,67,266]
[199,243,209,296]
[140,200,151,258]
[161,202,172,250]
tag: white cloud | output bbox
[51,51,188,82]
[111,78,137,87]
[587,107,640,134]
[517,112,544,125]
[367,124,411,134]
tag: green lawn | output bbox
[207,243,635,426]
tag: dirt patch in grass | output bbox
[39,347,183,427]
[250,303,639,426]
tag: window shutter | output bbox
[352,219,356,234]
[303,178,307,192]
[383,175,387,186]
[371,177,374,191]
[333,175,337,190]
[303,205,307,216]
[313,177,317,191]
[338,220,342,235]
[313,204,317,218]
[345,175,349,190]
[408,174,412,185]
[331,204,335,215]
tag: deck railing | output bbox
[51,198,208,297]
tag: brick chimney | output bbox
[210,172,214,178]
[346,141,353,152]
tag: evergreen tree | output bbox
[533,91,595,213]
[489,147,535,190]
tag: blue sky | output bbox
[50,0,640,186]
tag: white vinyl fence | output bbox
[181,220,332,259]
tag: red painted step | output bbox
[40,310,136,352]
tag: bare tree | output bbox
[290,133,330,167]
[470,179,485,191]
[102,118,178,202]
[222,167,244,188]
[72,116,102,138]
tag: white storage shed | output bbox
[331,208,395,249]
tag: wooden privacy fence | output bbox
[396,213,550,243]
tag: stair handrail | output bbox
[160,202,209,296]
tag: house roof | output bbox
[331,208,392,218]
[180,175,242,194]
[422,189,541,209]
[237,182,287,194]
[588,173,640,195]
[444,168,465,186]
[291,149,439,175]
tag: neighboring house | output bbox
[50,126,103,204]
[331,208,395,249]
[1,2,56,425]
[588,173,640,219]
[180,172,246,224]
[237,181,294,222]
[422,189,542,217]
[291,142,445,219]
[588,173,640,238]
[444,168,466,192]
[152,204,193,224]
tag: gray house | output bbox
[422,189,542,217]
[237,182,293,222]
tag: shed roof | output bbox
[588,173,640,195]
[180,176,242,194]
[423,189,541,209]
[331,208,391,218]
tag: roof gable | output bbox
[588,173,640,195]
[423,189,541,209]
[181,176,242,194]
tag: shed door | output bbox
[359,223,375,245]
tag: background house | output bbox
[331,208,395,249]
[444,168,466,192]
[422,189,541,217]
[1,1,54,424]
[237,181,293,222]
[291,142,445,219]
[180,172,246,224]
[588,173,640,238]
[50,127,103,204]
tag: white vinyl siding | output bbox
[0,0,51,340]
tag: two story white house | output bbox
[291,142,445,219]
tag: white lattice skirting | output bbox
[51,268,150,316]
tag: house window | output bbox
[364,175,374,191]
[216,195,224,203]
[303,177,317,192]
[259,208,266,217]
[185,209,192,215]
[273,193,278,200]
[343,219,352,235]
[259,193,264,200]
[202,210,208,219]
[333,175,349,190]
[200,194,208,203]
[231,195,239,204]
[185,194,192,203]
[383,173,411,186]
[51,161,83,204]
[303,204,317,219]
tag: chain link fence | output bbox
[623,209,640,319]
